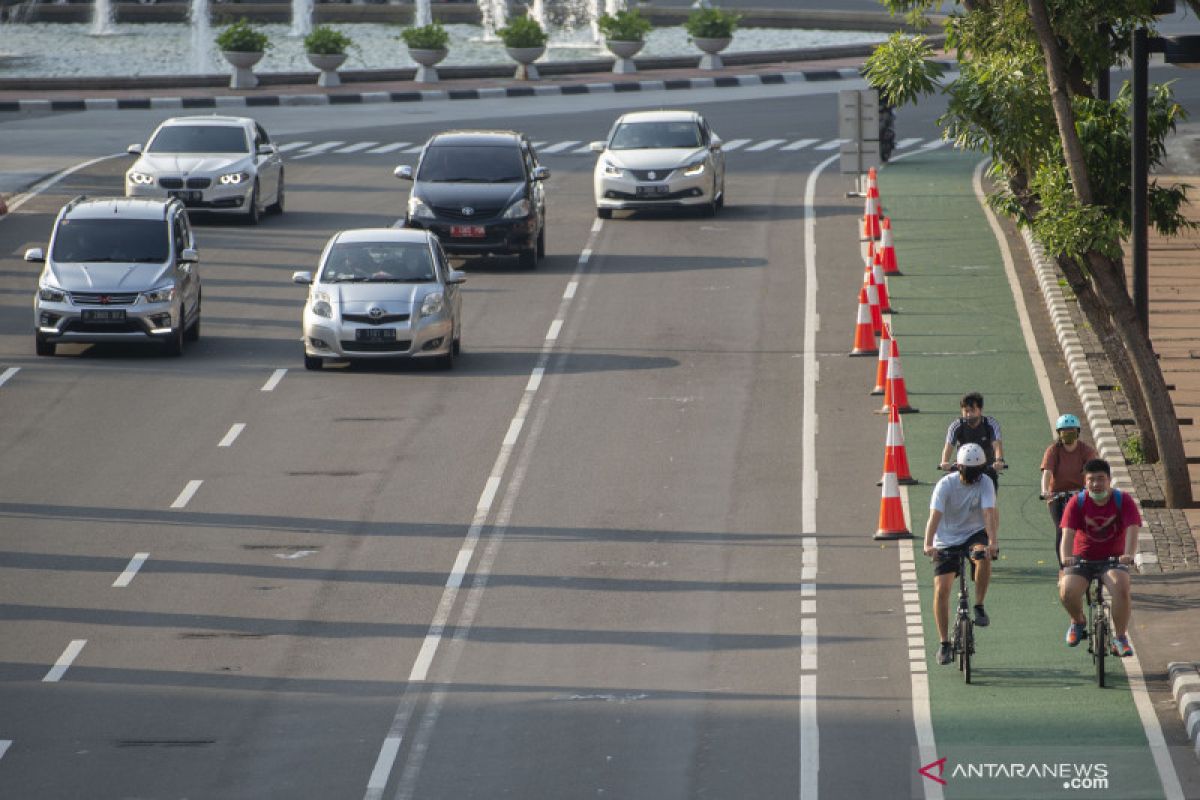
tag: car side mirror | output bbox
[395,165,414,180]
[710,136,723,151]
[257,143,277,156]
[532,166,550,181]
[589,141,605,153]
[127,143,143,156]
[179,248,199,263]
[292,271,314,285]
[24,247,45,262]
[447,269,467,285]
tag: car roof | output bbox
[61,197,175,221]
[332,228,435,245]
[426,130,524,147]
[615,110,701,124]
[160,115,254,128]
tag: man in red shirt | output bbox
[1058,459,1142,657]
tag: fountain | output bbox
[289,0,313,39]
[90,0,115,36]
[477,0,509,40]
[190,0,212,74]
[414,0,432,28]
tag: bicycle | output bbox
[935,546,981,683]
[1071,556,1124,687]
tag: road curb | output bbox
[1168,661,1200,757]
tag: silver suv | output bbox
[26,196,201,356]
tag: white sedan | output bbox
[125,114,284,225]
[590,109,726,218]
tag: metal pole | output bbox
[1132,27,1149,335]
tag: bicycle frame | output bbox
[1075,557,1121,688]
[938,548,976,684]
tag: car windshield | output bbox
[417,145,525,183]
[147,125,249,154]
[51,218,170,263]
[609,121,702,150]
[321,242,437,283]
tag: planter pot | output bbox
[222,50,264,89]
[692,36,732,70]
[306,52,347,88]
[408,47,447,83]
[605,39,643,74]
[505,45,546,81]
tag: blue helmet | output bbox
[1055,413,1081,431]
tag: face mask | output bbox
[1060,431,1079,445]
[1088,489,1110,503]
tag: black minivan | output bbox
[395,130,549,269]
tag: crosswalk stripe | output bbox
[782,138,819,151]
[532,141,548,149]
[721,138,751,151]
[540,140,581,154]
[297,141,344,156]
[277,141,309,152]
[403,144,424,154]
[367,142,411,154]
[573,142,597,154]
[334,141,379,154]
[815,138,845,150]
[896,137,922,149]
[746,138,786,151]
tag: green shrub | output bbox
[1121,434,1146,465]
[497,15,548,48]
[399,22,450,50]
[683,7,741,39]
[304,25,353,56]
[215,19,271,53]
[597,9,652,42]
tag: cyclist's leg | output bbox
[966,530,991,604]
[1102,566,1132,636]
[1059,568,1088,624]
[932,555,960,643]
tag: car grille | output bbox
[628,169,676,182]
[159,178,183,189]
[342,339,412,353]
[70,292,139,305]
[63,319,144,334]
[432,205,504,221]
[342,312,410,325]
[158,177,212,189]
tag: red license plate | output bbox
[450,225,486,238]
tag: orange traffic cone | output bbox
[880,402,918,485]
[849,286,878,357]
[879,217,900,275]
[881,335,918,414]
[871,324,891,395]
[863,265,883,335]
[874,469,912,540]
[866,166,882,211]
[862,193,882,241]
[872,249,892,313]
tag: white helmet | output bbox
[956,443,987,467]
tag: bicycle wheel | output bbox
[957,616,972,684]
[1094,614,1108,688]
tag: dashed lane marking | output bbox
[170,480,203,509]
[113,553,149,588]
[43,640,86,683]
[0,367,19,388]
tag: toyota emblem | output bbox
[368,306,385,319]
[648,171,657,180]
[461,207,475,216]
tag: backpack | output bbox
[1074,488,1123,512]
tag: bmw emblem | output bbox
[368,306,385,320]
[648,171,657,180]
[462,207,475,216]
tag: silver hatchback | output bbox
[292,228,465,370]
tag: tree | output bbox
[866,0,1195,507]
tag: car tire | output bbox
[597,208,612,219]
[244,181,260,226]
[518,246,537,270]
[536,227,546,259]
[184,295,201,342]
[163,314,184,357]
[716,185,725,211]
[35,336,55,357]
[304,354,323,371]
[268,171,285,215]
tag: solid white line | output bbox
[540,140,580,154]
[0,367,19,388]
[112,552,149,588]
[896,137,922,149]
[722,138,751,151]
[43,640,86,682]
[502,417,525,447]
[367,142,410,154]
[747,138,786,151]
[447,548,473,589]
[261,369,287,392]
[526,367,544,392]
[0,740,9,761]
[782,138,818,151]
[366,735,403,793]
[218,423,246,448]
[800,618,817,671]
[545,319,563,341]
[276,141,310,152]
[408,631,441,683]
[170,480,203,509]
[2,153,124,216]
[477,476,501,512]
[800,675,818,800]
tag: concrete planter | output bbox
[306,52,348,87]
[505,45,546,81]
[222,50,264,89]
[408,47,448,83]
[605,39,644,74]
[692,36,732,70]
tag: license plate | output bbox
[450,225,486,238]
[636,185,670,197]
[169,190,201,203]
[81,309,126,323]
[355,328,396,342]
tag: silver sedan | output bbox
[292,228,465,370]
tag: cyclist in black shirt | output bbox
[939,392,1005,489]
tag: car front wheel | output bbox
[35,336,55,357]
[268,171,285,215]
[597,207,612,219]
[244,181,260,225]
[304,354,323,371]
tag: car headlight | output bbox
[408,195,435,220]
[142,284,176,304]
[127,171,155,185]
[421,292,444,317]
[219,171,250,185]
[311,291,332,319]
[501,198,531,219]
[683,160,706,177]
[602,160,623,177]
[38,282,67,303]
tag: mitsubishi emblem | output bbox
[461,207,475,216]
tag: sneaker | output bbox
[937,642,953,665]
[1112,635,1133,658]
[973,604,990,627]
[1065,622,1087,647]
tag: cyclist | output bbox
[923,443,1000,666]
[1040,413,1097,569]
[940,392,1005,490]
[1059,458,1142,657]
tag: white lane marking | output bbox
[572,142,596,154]
[540,140,580,153]
[901,538,941,800]
[334,141,379,154]
[0,740,10,761]
[801,599,815,615]
[112,552,149,588]
[579,247,593,264]
[367,142,411,154]
[546,319,563,341]
[0,367,19,388]
[366,735,403,794]
[526,367,544,393]
[218,423,246,448]
[170,480,203,509]
[477,476,501,512]
[402,144,424,154]
[921,139,950,150]
[502,417,524,447]
[896,137,922,149]
[721,138,750,151]
[815,138,846,150]
[261,369,287,392]
[293,141,345,160]
[531,141,548,149]
[43,640,86,682]
[747,138,786,151]
[800,674,818,799]
[782,138,819,151]
[447,548,473,590]
[276,141,310,152]
[563,281,578,299]
[2,153,124,217]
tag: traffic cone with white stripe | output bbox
[862,193,882,241]
[879,402,917,485]
[866,166,882,211]
[874,468,912,540]
[881,335,918,414]
[863,263,883,335]
[879,216,901,276]
[872,248,892,313]
[849,286,877,357]
[871,323,891,395]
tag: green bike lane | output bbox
[880,149,1171,800]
